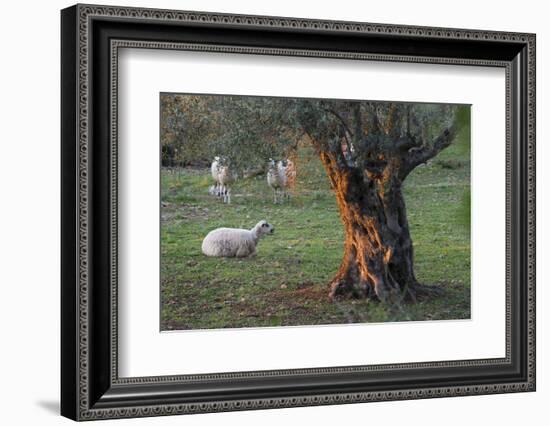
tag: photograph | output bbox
[159,94,471,331]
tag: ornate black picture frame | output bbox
[61,3,536,421]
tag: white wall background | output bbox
[0,0,546,424]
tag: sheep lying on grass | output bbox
[201,220,274,258]
[267,159,296,204]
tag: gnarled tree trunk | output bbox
[300,101,457,303]
[320,152,418,303]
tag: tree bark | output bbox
[319,151,419,303]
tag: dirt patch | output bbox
[268,282,327,304]
[232,300,263,318]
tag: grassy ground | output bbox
[160,142,470,330]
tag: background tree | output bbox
[161,94,469,303]
[161,95,300,169]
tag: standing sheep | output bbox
[209,156,234,203]
[201,220,274,258]
[267,159,296,204]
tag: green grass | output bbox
[160,142,470,330]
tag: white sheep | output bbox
[201,220,274,258]
[267,159,296,204]
[210,156,234,203]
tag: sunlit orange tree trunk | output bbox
[297,102,457,302]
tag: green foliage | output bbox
[457,188,471,229]
[160,94,301,170]
[452,104,472,156]
[160,94,470,173]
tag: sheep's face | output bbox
[256,220,274,236]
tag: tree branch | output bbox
[367,104,383,136]
[394,134,423,152]
[400,125,457,179]
[322,107,353,140]
[386,103,403,139]
[322,105,361,166]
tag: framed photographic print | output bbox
[61,3,536,421]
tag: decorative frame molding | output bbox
[61,3,535,421]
